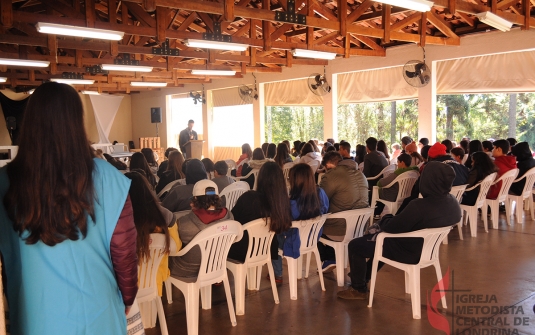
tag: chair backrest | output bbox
[225,159,237,176]
[219,181,250,211]
[291,215,327,254]
[308,160,320,173]
[242,218,274,267]
[282,162,294,181]
[138,234,168,297]
[518,166,535,198]
[415,226,452,267]
[251,169,260,190]
[328,208,374,243]
[177,220,243,285]
[391,171,419,202]
[367,164,396,181]
[157,179,181,198]
[450,184,468,202]
[474,173,497,207]
[493,168,519,201]
[317,172,325,185]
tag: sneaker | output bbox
[337,287,367,300]
[321,260,336,273]
[267,274,283,285]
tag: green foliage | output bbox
[264,106,324,143]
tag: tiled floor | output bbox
[146,207,535,335]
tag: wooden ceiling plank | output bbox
[270,23,291,41]
[108,0,117,23]
[75,49,83,67]
[347,0,373,23]
[144,0,156,12]
[156,6,167,42]
[347,25,383,38]
[39,0,85,20]
[176,13,205,33]
[286,49,292,67]
[353,34,382,51]
[86,0,96,28]
[1,0,12,28]
[419,12,427,47]
[224,0,235,21]
[337,0,347,36]
[497,0,519,10]
[447,0,456,14]
[490,0,497,13]
[196,12,215,32]
[237,0,252,7]
[313,31,338,45]
[456,12,474,27]
[306,0,314,45]
[124,1,156,27]
[427,11,459,39]
[249,46,256,65]
[232,21,250,37]
[311,0,338,21]
[382,4,390,43]
[391,12,420,31]
[522,0,530,30]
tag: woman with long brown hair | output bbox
[156,151,185,194]
[0,82,137,334]
[130,152,156,187]
[235,143,253,177]
[228,161,292,283]
[274,142,293,168]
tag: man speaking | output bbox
[179,119,198,158]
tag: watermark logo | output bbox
[427,267,451,335]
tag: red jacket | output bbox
[487,155,517,199]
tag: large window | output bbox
[264,106,324,143]
[212,105,254,147]
[169,97,203,148]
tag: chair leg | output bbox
[433,262,447,309]
[184,285,200,335]
[468,208,477,237]
[156,297,169,335]
[482,202,489,233]
[297,256,303,280]
[304,253,311,279]
[457,220,463,241]
[367,258,380,308]
[516,197,524,224]
[334,244,345,287]
[404,271,410,294]
[285,257,298,300]
[313,250,326,291]
[442,231,449,245]
[165,279,173,304]
[530,195,535,221]
[247,267,257,290]
[266,261,280,304]
[200,286,212,310]
[409,267,421,319]
[232,266,246,316]
[505,198,512,226]
[255,265,263,291]
[222,277,238,327]
[490,201,498,230]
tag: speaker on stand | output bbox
[151,107,161,137]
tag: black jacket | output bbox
[379,162,462,264]
[510,142,535,196]
[179,127,198,152]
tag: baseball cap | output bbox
[192,179,219,197]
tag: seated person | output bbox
[168,180,233,279]
[337,162,461,299]
[509,142,535,196]
[155,151,185,194]
[363,137,389,187]
[161,159,207,211]
[461,151,498,206]
[212,160,235,193]
[487,139,517,200]
[157,147,179,178]
[240,148,272,189]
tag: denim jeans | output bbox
[271,234,285,277]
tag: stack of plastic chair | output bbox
[506,167,535,224]
[369,171,419,225]
[136,234,169,335]
[487,169,518,228]
[367,226,452,319]
[166,221,243,335]
[319,208,373,286]
[226,218,279,315]
[284,215,327,300]
[442,184,468,244]
[219,181,250,211]
[459,173,497,237]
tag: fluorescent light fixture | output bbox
[36,22,124,41]
[101,64,153,72]
[0,58,50,67]
[130,82,168,87]
[50,78,95,85]
[81,90,100,95]
[184,39,248,52]
[0,77,6,83]
[191,69,236,76]
[291,49,337,60]
[475,11,513,32]
[372,0,433,12]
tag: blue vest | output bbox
[0,158,131,335]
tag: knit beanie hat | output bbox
[428,142,447,159]
[405,142,418,154]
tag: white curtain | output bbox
[337,66,418,104]
[436,50,535,94]
[89,95,124,144]
[265,78,323,106]
[212,87,250,107]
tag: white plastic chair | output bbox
[136,234,169,335]
[486,169,518,228]
[284,215,328,300]
[443,184,468,244]
[166,221,243,335]
[369,171,419,225]
[226,218,279,315]
[459,173,497,237]
[219,181,250,211]
[308,160,320,173]
[232,168,260,190]
[506,167,535,223]
[367,226,452,319]
[157,179,181,198]
[282,162,294,181]
[319,208,373,287]
[225,159,237,176]
[366,164,396,182]
[317,172,325,185]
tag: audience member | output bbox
[0,82,137,333]
[421,145,431,162]
[465,140,484,169]
[104,153,128,170]
[155,151,185,194]
[292,140,302,157]
[334,142,340,151]
[450,147,465,164]
[405,142,424,166]
[355,144,367,171]
[441,139,453,154]
[337,162,461,300]
[482,140,494,160]
[428,142,469,186]
[168,180,233,279]
[377,140,390,160]
[487,139,517,200]
[158,147,179,178]
[94,148,105,160]
[339,141,357,169]
[509,142,535,196]
[266,143,277,159]
[363,137,389,186]
[418,138,429,149]
[241,147,272,189]
[400,136,413,152]
[298,142,322,165]
[202,158,215,179]
[507,138,517,152]
[261,142,269,156]
[161,159,207,211]
[460,140,470,164]
[390,143,402,163]
[130,152,156,187]
[235,143,253,177]
[274,142,293,168]
[212,160,235,193]
[141,147,159,175]
[461,151,498,206]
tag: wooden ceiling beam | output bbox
[312,31,338,45]
[497,0,520,10]
[391,12,421,31]
[40,0,85,20]
[353,34,383,51]
[232,22,251,37]
[382,4,391,43]
[427,11,459,40]
[271,23,292,41]
[124,1,156,27]
[457,12,475,26]
[347,0,373,23]
[310,0,338,21]
[196,12,215,32]
[1,0,13,28]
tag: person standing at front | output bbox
[179,119,198,158]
